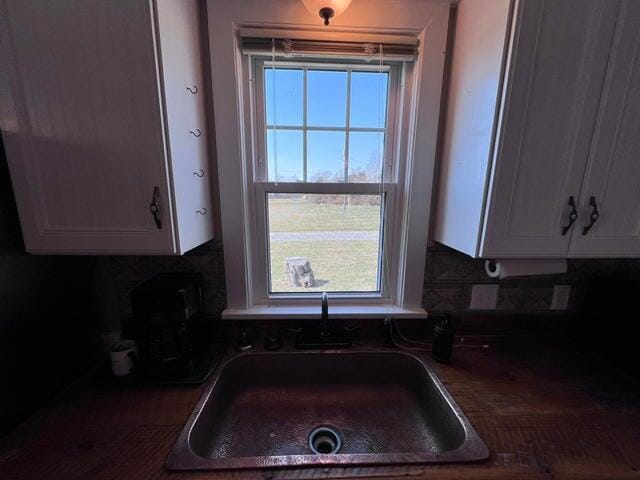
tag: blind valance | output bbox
[240,36,417,62]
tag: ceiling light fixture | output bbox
[301,0,353,26]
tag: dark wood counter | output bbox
[1,339,639,480]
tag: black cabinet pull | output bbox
[561,196,578,236]
[149,186,162,229]
[582,196,599,235]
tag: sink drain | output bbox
[309,426,342,455]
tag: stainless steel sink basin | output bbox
[166,347,488,470]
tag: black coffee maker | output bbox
[130,273,208,379]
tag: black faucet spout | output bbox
[294,291,351,349]
[320,292,329,337]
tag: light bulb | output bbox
[301,0,353,26]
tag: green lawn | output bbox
[268,196,381,232]
[270,240,379,292]
[268,196,381,293]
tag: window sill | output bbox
[222,304,427,320]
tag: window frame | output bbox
[249,57,402,303]
[253,182,397,302]
[207,5,451,320]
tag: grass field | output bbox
[268,196,381,292]
[268,196,381,232]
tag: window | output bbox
[267,193,383,293]
[263,66,389,183]
[252,60,399,297]
[210,11,450,318]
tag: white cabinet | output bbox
[434,0,640,258]
[569,1,640,257]
[0,0,214,254]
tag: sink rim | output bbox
[166,344,489,471]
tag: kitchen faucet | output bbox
[295,291,351,349]
[320,291,329,337]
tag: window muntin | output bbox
[307,130,346,182]
[350,71,388,128]
[266,129,304,182]
[265,68,303,126]
[307,70,347,127]
[264,64,390,184]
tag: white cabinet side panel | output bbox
[154,0,214,254]
[433,0,512,257]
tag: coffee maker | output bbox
[130,273,209,379]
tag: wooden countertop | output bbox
[1,338,639,480]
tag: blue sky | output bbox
[265,68,388,182]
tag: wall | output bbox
[423,241,640,335]
[101,238,639,330]
[424,243,640,313]
[0,139,95,434]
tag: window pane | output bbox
[350,72,389,128]
[265,68,303,126]
[349,132,384,183]
[307,131,345,182]
[307,70,347,127]
[267,129,303,181]
[268,193,382,293]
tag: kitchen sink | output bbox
[166,346,488,470]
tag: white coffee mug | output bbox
[110,339,138,377]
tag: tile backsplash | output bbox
[101,240,226,325]
[423,241,640,313]
[100,239,640,329]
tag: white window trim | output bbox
[206,3,450,320]
[251,58,399,305]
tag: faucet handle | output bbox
[236,331,253,352]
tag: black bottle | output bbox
[432,315,454,363]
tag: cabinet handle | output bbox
[582,196,599,235]
[561,196,578,236]
[149,186,162,229]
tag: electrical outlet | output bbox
[551,285,571,310]
[470,284,499,310]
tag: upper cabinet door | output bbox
[570,1,640,257]
[0,0,176,254]
[480,0,620,258]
